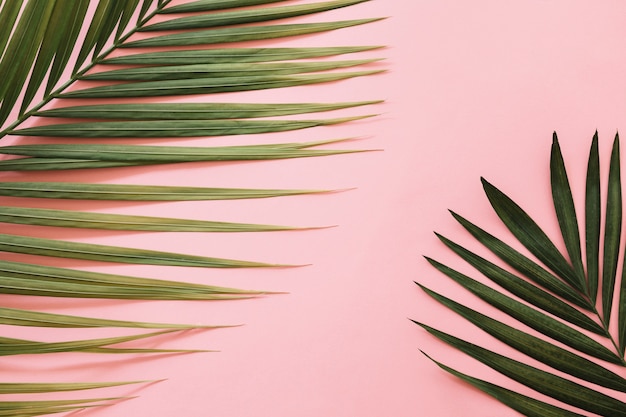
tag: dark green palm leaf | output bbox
[417,322,626,417]
[585,132,601,302]
[481,178,585,292]
[550,133,586,285]
[419,133,626,416]
[423,258,618,362]
[449,211,591,309]
[418,285,626,390]
[423,353,587,417]
[602,134,622,326]
[431,234,604,335]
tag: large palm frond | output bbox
[418,133,626,416]
[0,0,383,415]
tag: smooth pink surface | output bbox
[5,1,626,416]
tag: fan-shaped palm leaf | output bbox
[0,0,382,414]
[418,133,626,416]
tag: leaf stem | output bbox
[0,0,172,139]
[591,305,626,364]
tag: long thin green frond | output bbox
[138,0,157,23]
[11,115,371,138]
[58,71,382,99]
[120,18,381,48]
[422,353,586,417]
[115,0,141,41]
[0,381,142,394]
[418,285,626,391]
[0,158,142,171]
[585,132,601,302]
[72,0,125,73]
[424,258,620,363]
[550,133,586,287]
[1,276,253,300]
[0,307,220,329]
[44,0,90,96]
[0,404,108,417]
[0,397,118,411]
[100,45,382,65]
[0,233,279,268]
[141,0,369,31]
[602,133,622,326]
[0,0,24,60]
[0,206,299,232]
[35,100,381,120]
[416,323,626,417]
[0,182,327,200]
[617,260,626,357]
[19,0,89,113]
[0,329,183,355]
[0,0,56,126]
[0,151,358,170]
[0,258,260,296]
[161,0,288,13]
[81,59,380,81]
[481,178,585,292]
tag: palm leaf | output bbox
[34,100,380,119]
[0,381,145,394]
[0,0,382,414]
[0,307,223,329]
[418,132,626,416]
[10,115,372,137]
[98,45,382,66]
[0,206,302,232]
[140,0,369,31]
[119,18,381,48]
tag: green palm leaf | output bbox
[98,46,381,66]
[0,0,382,414]
[0,307,222,329]
[418,132,626,416]
[0,206,301,232]
[35,100,380,119]
[119,18,380,48]
[0,381,144,394]
[140,0,369,31]
[10,115,372,137]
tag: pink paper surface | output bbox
[4,1,626,416]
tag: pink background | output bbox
[4,1,626,416]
